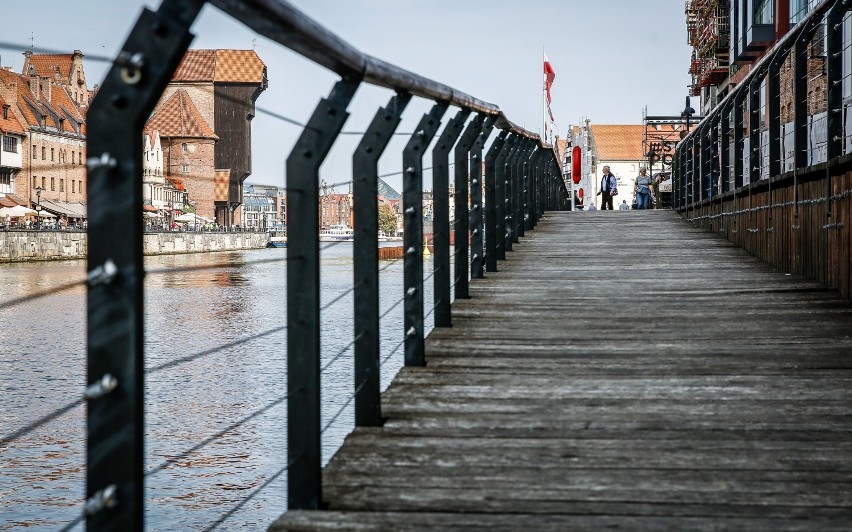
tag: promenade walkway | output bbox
[273,210,852,530]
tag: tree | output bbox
[378,204,398,236]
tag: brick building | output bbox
[319,193,353,229]
[147,49,267,226]
[145,90,218,220]
[0,57,87,220]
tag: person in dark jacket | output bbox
[597,166,618,210]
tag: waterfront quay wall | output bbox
[0,231,267,262]
[142,231,267,256]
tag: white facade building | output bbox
[143,130,167,211]
[0,130,24,196]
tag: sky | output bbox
[1,0,694,194]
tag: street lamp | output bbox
[35,186,43,228]
[680,95,696,139]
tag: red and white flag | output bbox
[543,54,555,121]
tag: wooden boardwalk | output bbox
[273,210,852,531]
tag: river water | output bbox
[0,244,438,530]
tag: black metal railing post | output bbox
[288,78,361,510]
[432,109,470,328]
[529,150,541,227]
[748,68,764,185]
[734,91,746,189]
[454,114,484,300]
[484,131,508,273]
[794,20,820,169]
[676,144,682,209]
[353,93,411,427]
[682,140,688,209]
[686,134,696,204]
[503,138,522,252]
[768,49,785,180]
[514,141,533,241]
[518,145,531,237]
[529,150,542,228]
[720,100,732,193]
[494,134,516,261]
[404,103,448,366]
[85,1,202,528]
[710,115,720,198]
[826,3,846,162]
[470,116,495,279]
[704,123,712,199]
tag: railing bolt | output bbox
[87,259,118,286]
[87,153,117,172]
[406,287,417,296]
[118,51,144,85]
[405,206,416,215]
[405,166,416,174]
[85,484,118,516]
[406,326,416,337]
[85,374,118,400]
[406,246,416,255]
[472,179,478,185]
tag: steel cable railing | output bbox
[12,0,572,528]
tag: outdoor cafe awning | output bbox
[38,199,87,219]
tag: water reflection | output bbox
[0,246,432,530]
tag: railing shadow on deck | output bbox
[3,0,572,529]
[674,0,852,299]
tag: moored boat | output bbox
[319,224,354,242]
[267,231,287,248]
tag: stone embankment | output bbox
[0,231,267,262]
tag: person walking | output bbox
[597,166,617,210]
[618,200,629,211]
[634,168,654,210]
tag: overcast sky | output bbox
[2,0,693,193]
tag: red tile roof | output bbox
[0,94,25,135]
[172,49,266,83]
[25,54,74,81]
[590,124,646,161]
[146,89,218,139]
[0,68,84,134]
[213,50,266,83]
[172,50,216,82]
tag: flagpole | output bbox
[542,47,546,142]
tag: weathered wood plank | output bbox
[271,211,852,530]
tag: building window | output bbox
[33,146,37,159]
[60,179,64,192]
[41,176,46,189]
[181,164,189,174]
[753,0,774,25]
[182,142,189,152]
[50,177,55,191]
[72,152,75,165]
[790,0,808,24]
[51,148,55,161]
[1,106,7,119]
[2,136,17,153]
[42,146,46,160]
[72,180,76,193]
[33,176,37,188]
